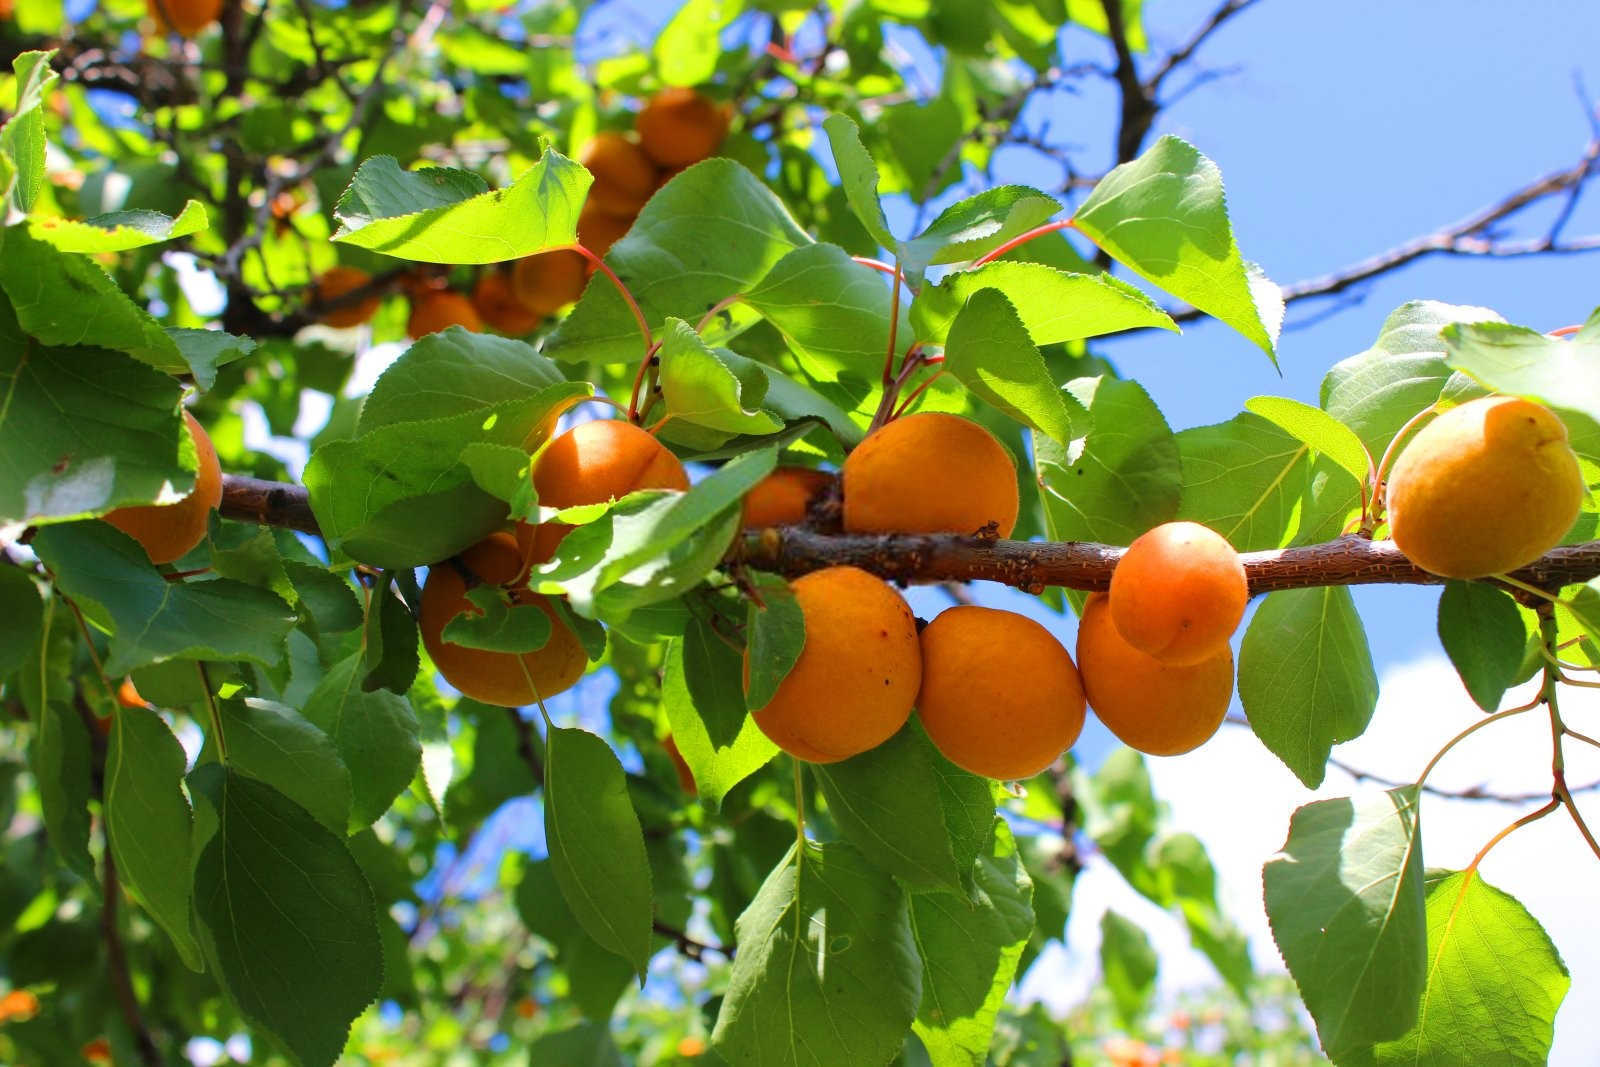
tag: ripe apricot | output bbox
[578,132,659,216]
[511,250,587,318]
[518,419,689,565]
[471,270,540,336]
[744,566,920,763]
[1386,395,1584,578]
[576,204,633,263]
[104,410,222,565]
[842,413,1019,537]
[311,266,380,328]
[741,467,833,529]
[636,88,729,168]
[1109,521,1247,666]
[407,290,483,338]
[147,0,220,36]
[1076,593,1233,757]
[419,532,587,707]
[917,606,1085,780]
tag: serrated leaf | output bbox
[944,287,1078,446]
[1442,314,1600,427]
[106,705,202,970]
[217,697,352,836]
[1176,411,1312,551]
[1072,135,1280,360]
[302,653,420,829]
[1239,586,1378,788]
[662,623,778,808]
[283,561,363,635]
[1245,395,1372,485]
[822,113,897,252]
[190,765,383,1067]
[1099,910,1158,1027]
[911,261,1176,348]
[744,574,803,711]
[333,151,589,263]
[33,694,94,879]
[0,566,43,679]
[1263,788,1427,1059]
[657,319,784,434]
[442,585,554,653]
[166,327,255,392]
[359,330,572,433]
[1437,581,1526,712]
[710,841,922,1067]
[905,186,1061,276]
[1,51,57,215]
[460,442,532,509]
[741,242,909,382]
[29,201,209,253]
[544,725,655,979]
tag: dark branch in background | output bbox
[102,845,163,1066]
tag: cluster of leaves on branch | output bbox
[3,1,1600,1065]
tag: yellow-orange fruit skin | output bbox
[636,88,730,168]
[842,413,1020,537]
[312,266,381,328]
[472,270,541,335]
[576,204,633,264]
[407,290,483,338]
[511,251,588,317]
[104,411,222,565]
[147,0,220,36]
[1076,593,1233,757]
[745,566,920,764]
[1109,521,1247,666]
[419,538,587,708]
[578,133,659,216]
[741,467,834,529]
[1386,395,1584,579]
[917,606,1085,780]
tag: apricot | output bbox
[518,419,689,565]
[311,266,380,328]
[1386,395,1584,578]
[1076,593,1233,757]
[104,410,222,565]
[576,204,633,264]
[419,532,587,707]
[406,290,482,338]
[917,606,1085,780]
[636,88,730,168]
[578,132,659,216]
[744,566,920,763]
[1109,521,1247,666]
[147,0,220,36]
[842,413,1019,537]
[471,270,540,336]
[511,250,588,318]
[741,466,834,529]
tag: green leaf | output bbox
[442,701,539,829]
[1079,748,1161,904]
[662,621,778,808]
[911,262,1176,348]
[710,841,922,1067]
[0,566,43,679]
[106,705,202,970]
[283,562,363,635]
[944,288,1079,446]
[33,523,295,677]
[1099,910,1158,1027]
[822,113,897,252]
[527,1022,625,1067]
[910,820,1034,1066]
[741,242,908,382]
[744,574,804,712]
[1263,788,1427,1059]
[333,151,589,262]
[1442,316,1600,426]
[544,725,655,979]
[1239,586,1379,788]
[1152,833,1253,996]
[905,186,1062,275]
[166,327,256,393]
[29,201,209,253]
[1072,135,1281,360]
[190,765,383,1067]
[361,577,420,694]
[656,319,784,434]
[33,694,94,879]
[441,585,554,653]
[302,653,421,829]
[1437,581,1526,712]
[515,859,636,1021]
[360,330,571,432]
[217,697,352,836]
[655,0,745,85]
[1355,871,1568,1067]
[1176,411,1312,551]
[814,718,990,892]
[1245,395,1372,485]
[0,51,57,215]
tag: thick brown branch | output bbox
[218,474,322,535]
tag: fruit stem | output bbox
[694,293,744,334]
[1548,324,1583,338]
[1367,403,1440,532]
[1414,697,1541,791]
[892,368,946,419]
[972,218,1074,267]
[626,342,663,424]
[571,243,651,352]
[881,255,905,390]
[851,257,902,280]
[1462,795,1560,880]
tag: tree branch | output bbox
[1142,0,1260,101]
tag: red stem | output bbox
[1548,324,1583,337]
[571,242,656,419]
[882,258,903,389]
[893,368,947,418]
[852,256,901,279]
[695,293,743,334]
[972,218,1074,267]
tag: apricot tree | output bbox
[2,2,1600,1066]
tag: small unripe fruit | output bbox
[471,270,540,336]
[147,0,220,36]
[744,566,920,763]
[312,266,381,328]
[917,606,1086,780]
[1386,395,1583,578]
[843,413,1019,537]
[407,290,483,338]
[104,411,222,565]
[1076,593,1233,757]
[511,251,587,317]
[578,132,659,216]
[419,532,587,707]
[636,88,730,168]
[741,467,833,529]
[1109,521,1247,666]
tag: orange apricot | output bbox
[636,87,730,168]
[471,270,541,336]
[419,532,587,707]
[576,204,634,264]
[104,410,222,565]
[578,132,659,216]
[917,606,1085,780]
[511,250,588,318]
[842,412,1019,537]
[741,466,834,529]
[116,677,148,709]
[311,266,380,328]
[147,0,220,36]
[663,735,696,795]
[407,290,483,338]
[744,566,920,763]
[1076,593,1233,757]
[1386,395,1583,578]
[1108,521,1247,666]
